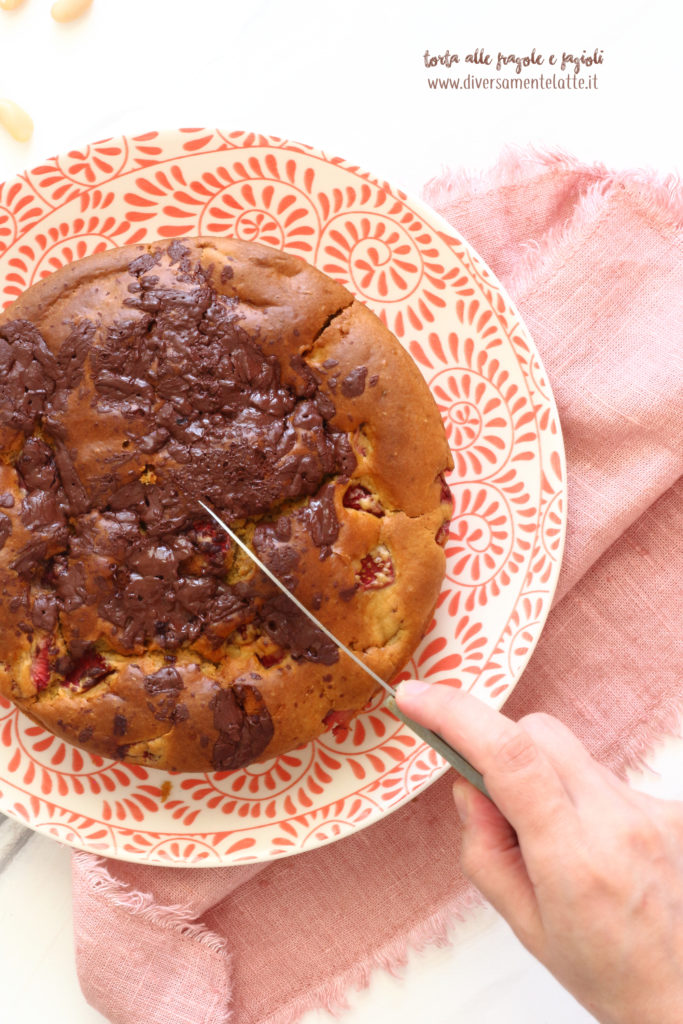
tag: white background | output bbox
[0,1,681,1023]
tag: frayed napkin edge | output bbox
[605,684,683,784]
[254,889,485,1024]
[423,146,683,299]
[423,145,682,227]
[72,851,228,953]
[72,851,232,1024]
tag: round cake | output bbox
[0,237,453,772]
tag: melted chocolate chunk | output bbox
[253,520,300,591]
[52,442,89,516]
[144,666,183,694]
[340,366,367,398]
[11,539,48,580]
[128,252,161,276]
[0,319,58,434]
[144,665,184,721]
[288,354,319,398]
[167,240,190,266]
[31,592,58,631]
[51,556,88,611]
[173,702,189,723]
[113,713,128,737]
[211,677,274,770]
[259,592,338,665]
[54,320,95,392]
[17,437,59,493]
[16,439,70,552]
[297,483,340,548]
[0,512,11,551]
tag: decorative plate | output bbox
[0,129,566,865]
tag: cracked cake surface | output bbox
[0,236,453,772]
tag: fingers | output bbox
[516,712,631,808]
[396,681,576,845]
[453,778,542,952]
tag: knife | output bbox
[199,500,490,800]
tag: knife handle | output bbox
[386,696,490,800]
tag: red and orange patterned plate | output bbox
[0,130,566,865]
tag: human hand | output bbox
[395,680,683,1024]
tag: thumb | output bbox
[453,778,542,952]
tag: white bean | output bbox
[0,0,27,10]
[0,99,33,142]
[51,0,93,22]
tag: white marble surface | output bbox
[0,1,680,1022]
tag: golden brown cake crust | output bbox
[0,237,453,771]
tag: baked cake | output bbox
[0,237,453,772]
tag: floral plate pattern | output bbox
[0,129,566,865]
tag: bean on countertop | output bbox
[0,98,34,142]
[51,0,93,22]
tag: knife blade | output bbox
[198,499,490,799]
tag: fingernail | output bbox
[452,781,469,823]
[395,679,430,698]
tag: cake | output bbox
[0,237,453,772]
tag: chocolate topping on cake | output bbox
[0,245,353,663]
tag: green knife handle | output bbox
[387,696,490,800]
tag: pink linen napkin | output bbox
[72,149,683,1024]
